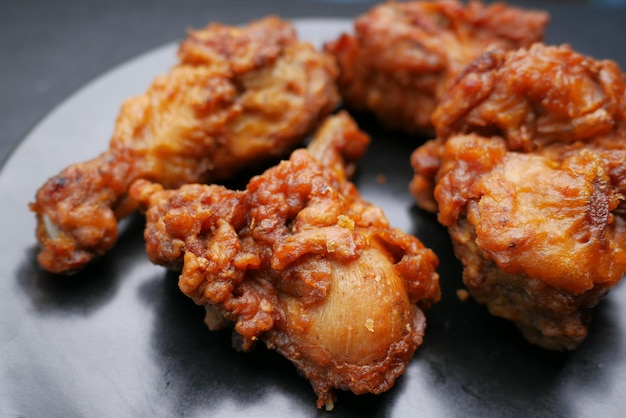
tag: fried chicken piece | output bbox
[435,134,626,350]
[410,43,626,350]
[29,16,340,274]
[433,43,626,150]
[325,0,548,134]
[411,43,626,212]
[130,112,440,409]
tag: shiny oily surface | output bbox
[1,13,626,418]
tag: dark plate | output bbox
[2,9,626,418]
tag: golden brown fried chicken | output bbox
[30,16,339,274]
[411,43,626,212]
[325,0,548,134]
[130,112,440,409]
[435,134,626,350]
[410,43,626,350]
[433,43,626,150]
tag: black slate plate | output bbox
[1,10,625,418]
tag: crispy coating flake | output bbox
[325,0,548,134]
[131,113,440,408]
[30,16,339,274]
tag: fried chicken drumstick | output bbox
[30,16,339,274]
[130,112,440,409]
[325,0,548,135]
[411,43,626,350]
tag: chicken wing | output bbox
[130,112,440,408]
[30,16,339,274]
[325,0,548,135]
[435,134,626,350]
[410,43,626,350]
[411,43,626,211]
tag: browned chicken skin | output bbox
[411,43,626,350]
[325,0,548,135]
[436,134,626,350]
[412,42,626,213]
[30,16,339,274]
[130,113,440,409]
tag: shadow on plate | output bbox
[15,212,150,316]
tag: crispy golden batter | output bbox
[411,43,626,212]
[410,43,626,350]
[325,0,548,134]
[435,134,626,350]
[433,43,626,150]
[130,113,440,408]
[30,16,339,274]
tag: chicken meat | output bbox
[435,134,626,350]
[30,16,339,274]
[130,112,440,408]
[411,43,626,350]
[325,0,548,135]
